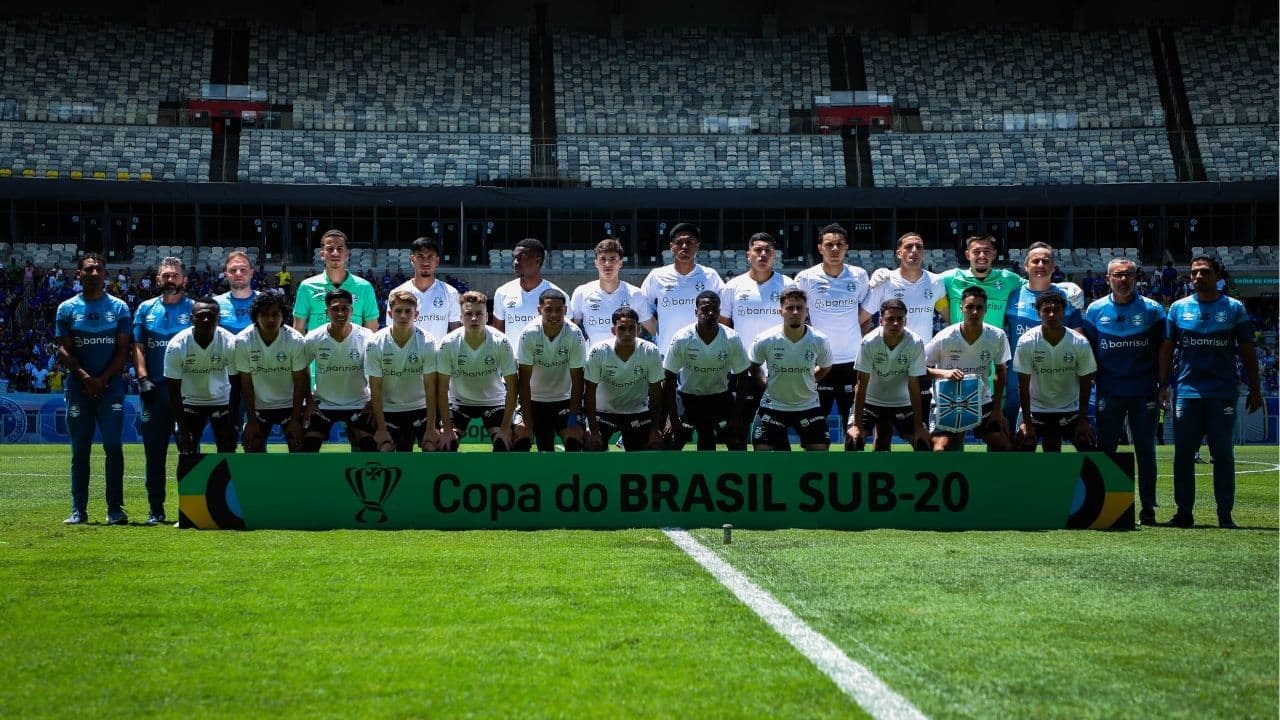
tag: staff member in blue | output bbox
[132,256,193,526]
[1083,257,1166,526]
[55,253,132,525]
[1158,256,1262,529]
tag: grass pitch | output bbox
[0,444,1276,718]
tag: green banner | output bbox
[178,452,1134,531]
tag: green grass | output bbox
[1,444,1276,718]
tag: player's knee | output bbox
[300,435,324,453]
[563,436,582,451]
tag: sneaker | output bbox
[1193,454,1207,464]
[145,512,167,526]
[63,509,87,525]
[1218,515,1239,529]
[105,510,129,526]
[1138,508,1157,526]
[1164,513,1195,528]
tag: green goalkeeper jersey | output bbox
[938,267,1024,326]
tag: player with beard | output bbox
[131,256,192,525]
[661,291,751,450]
[163,296,239,475]
[367,290,441,452]
[385,236,461,340]
[748,289,834,452]
[215,250,258,334]
[235,292,309,453]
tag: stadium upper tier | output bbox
[556,134,844,188]
[1199,125,1280,182]
[869,129,1178,187]
[248,25,529,134]
[238,130,530,186]
[0,122,210,181]
[0,17,210,125]
[861,29,1165,131]
[1176,23,1278,127]
[552,28,829,135]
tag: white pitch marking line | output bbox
[664,528,927,720]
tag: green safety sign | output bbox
[178,452,1135,531]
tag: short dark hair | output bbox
[1026,241,1054,254]
[538,288,567,305]
[961,286,988,304]
[612,306,640,324]
[1189,255,1222,276]
[514,238,546,261]
[325,288,354,306]
[194,294,219,307]
[321,229,348,245]
[880,298,908,315]
[250,291,289,324]
[595,238,625,256]
[1034,288,1067,311]
[779,288,807,305]
[410,237,440,255]
[695,290,720,308]
[896,232,924,249]
[669,222,701,241]
[748,232,777,249]
[965,235,997,250]
[819,223,849,244]
[77,253,106,271]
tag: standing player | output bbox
[437,291,527,452]
[1159,256,1262,529]
[492,238,566,342]
[748,289,834,452]
[569,238,653,346]
[55,253,132,525]
[935,235,1023,326]
[662,291,752,450]
[1012,290,1097,453]
[517,289,587,452]
[794,223,873,430]
[215,250,258,334]
[583,308,665,451]
[846,299,930,452]
[640,223,724,357]
[163,296,239,472]
[366,290,440,452]
[293,230,380,333]
[235,292,309,453]
[1083,257,1166,524]
[300,289,377,452]
[925,287,1013,452]
[385,236,460,341]
[131,256,192,525]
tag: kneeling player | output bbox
[661,291,751,450]
[234,292,309,452]
[748,289,834,451]
[367,290,441,452]
[436,291,528,451]
[584,308,665,451]
[846,299,930,451]
[925,287,1013,452]
[301,289,377,452]
[1012,289,1097,452]
[164,296,239,472]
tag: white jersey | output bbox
[385,278,460,341]
[924,323,1011,405]
[718,272,796,350]
[234,324,308,410]
[793,264,873,364]
[584,339,664,414]
[569,280,654,346]
[867,269,945,343]
[639,263,724,357]
[517,318,587,402]
[437,326,519,407]
[855,328,927,408]
[749,327,834,412]
[365,327,439,412]
[304,325,373,411]
[493,278,567,345]
[1012,326,1097,413]
[662,323,751,396]
[163,326,237,406]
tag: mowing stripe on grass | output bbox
[664,528,927,720]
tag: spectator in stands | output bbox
[292,229,380,333]
[275,264,292,290]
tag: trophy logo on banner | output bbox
[345,462,403,523]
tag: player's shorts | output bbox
[449,403,513,433]
[178,403,238,451]
[1028,410,1088,447]
[593,411,653,451]
[854,403,917,440]
[751,406,829,448]
[384,408,429,451]
[307,407,375,438]
[677,391,735,431]
[253,407,294,429]
[932,402,1004,438]
[530,400,574,451]
[817,362,857,417]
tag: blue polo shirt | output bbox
[1083,294,1166,397]
[1166,294,1252,399]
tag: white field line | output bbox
[664,528,928,720]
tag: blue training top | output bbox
[132,295,195,382]
[55,293,132,395]
[215,290,257,334]
[1082,294,1166,398]
[1166,294,1252,400]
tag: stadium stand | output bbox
[1198,125,1280,182]
[1175,23,1279,126]
[552,28,829,135]
[860,28,1165,131]
[0,122,211,181]
[556,134,844,189]
[869,129,1178,187]
[0,16,210,125]
[238,130,530,186]
[249,25,530,134]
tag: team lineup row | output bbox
[55,223,1262,529]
